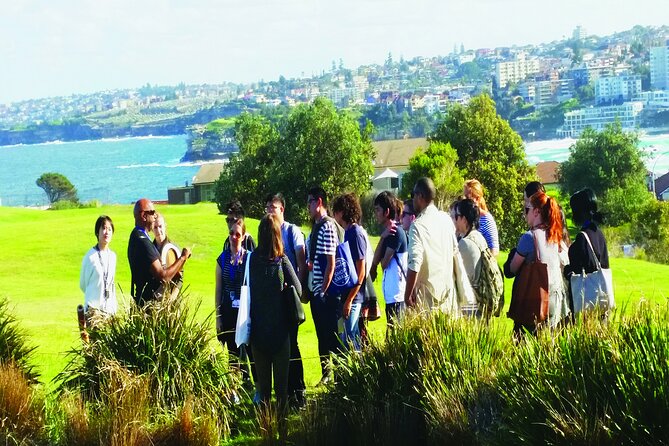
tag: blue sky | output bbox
[0,0,666,104]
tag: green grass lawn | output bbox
[1,203,668,388]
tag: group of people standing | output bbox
[78,176,611,432]
[79,201,188,321]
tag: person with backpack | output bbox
[265,192,307,408]
[306,187,344,385]
[332,193,367,352]
[452,199,504,320]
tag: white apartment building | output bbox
[328,87,361,106]
[559,102,644,138]
[352,75,369,93]
[634,90,669,109]
[572,25,588,41]
[595,75,643,104]
[650,44,669,90]
[495,52,541,88]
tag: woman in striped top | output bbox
[464,179,499,257]
[215,218,253,378]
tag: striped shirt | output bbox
[478,212,499,252]
[312,219,338,296]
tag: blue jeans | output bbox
[340,302,362,351]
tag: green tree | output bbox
[431,94,537,248]
[558,123,650,225]
[214,113,278,216]
[215,98,375,224]
[400,142,464,210]
[270,97,375,223]
[36,172,78,204]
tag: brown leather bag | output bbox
[507,230,549,326]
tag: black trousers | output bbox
[309,290,342,375]
[251,336,291,407]
[287,323,305,396]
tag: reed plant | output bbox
[298,305,669,445]
[0,299,38,382]
[0,362,47,445]
[55,293,239,440]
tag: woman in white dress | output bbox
[80,215,118,318]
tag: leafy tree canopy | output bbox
[400,141,464,210]
[215,97,375,223]
[36,172,78,204]
[431,94,537,248]
[558,122,650,225]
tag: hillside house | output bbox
[168,163,225,204]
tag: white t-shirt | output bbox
[80,246,118,314]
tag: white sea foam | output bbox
[117,162,163,169]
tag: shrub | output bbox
[55,295,239,439]
[0,298,38,382]
[0,362,47,445]
[49,199,81,210]
[299,305,669,445]
[632,199,669,264]
[296,313,511,445]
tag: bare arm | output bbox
[150,247,191,282]
[509,251,526,275]
[380,247,396,270]
[343,258,365,319]
[403,268,418,307]
[321,253,335,295]
[295,246,308,285]
[370,240,385,282]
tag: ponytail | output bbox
[530,192,563,245]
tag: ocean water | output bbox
[1,133,669,207]
[0,135,200,207]
[525,133,669,176]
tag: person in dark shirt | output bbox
[127,198,190,306]
[563,188,610,314]
[215,218,254,382]
[248,214,301,441]
[332,193,367,351]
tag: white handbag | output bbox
[570,232,614,314]
[235,252,252,347]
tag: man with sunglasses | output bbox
[128,198,191,306]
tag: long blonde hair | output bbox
[464,179,488,212]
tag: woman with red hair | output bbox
[509,191,570,336]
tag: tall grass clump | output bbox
[296,312,513,445]
[298,304,669,445]
[55,294,239,440]
[0,298,38,382]
[0,362,47,445]
[493,303,669,445]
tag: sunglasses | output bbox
[524,207,532,215]
[226,216,240,223]
[142,209,156,215]
[402,211,414,217]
